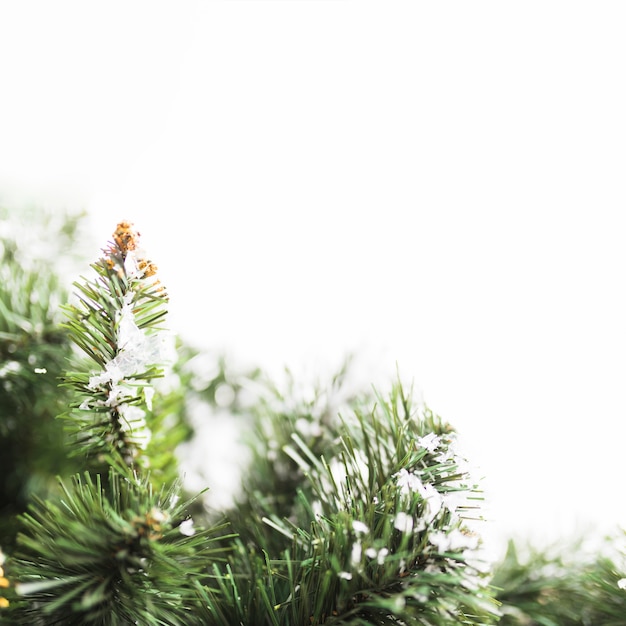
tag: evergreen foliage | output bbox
[57,220,175,471]
[201,375,499,625]
[1,207,625,624]
[3,217,232,624]
[492,535,626,625]
[0,207,86,549]
[13,470,229,626]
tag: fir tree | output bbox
[1,215,500,624]
[5,209,623,624]
[3,219,232,624]
[199,373,500,625]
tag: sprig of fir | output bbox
[207,378,500,625]
[8,222,233,625]
[60,221,173,467]
[12,471,230,626]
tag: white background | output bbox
[1,1,625,560]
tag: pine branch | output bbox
[6,221,234,624]
[59,222,173,469]
[210,376,500,625]
[11,469,233,625]
[493,534,626,625]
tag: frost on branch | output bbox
[61,221,174,467]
